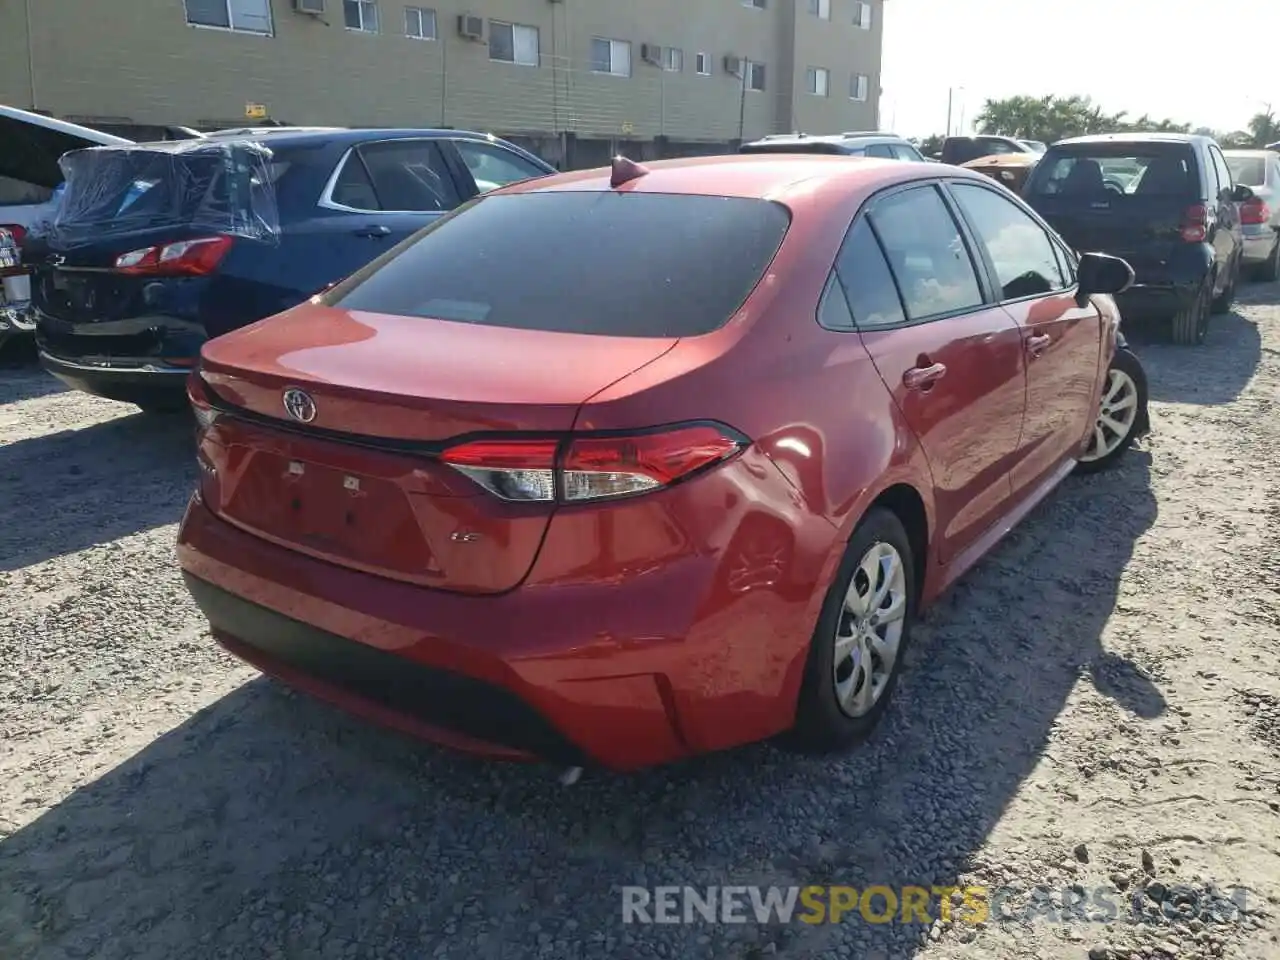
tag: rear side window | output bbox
[866,185,984,321]
[1226,155,1266,187]
[864,144,895,159]
[328,192,790,337]
[330,140,461,212]
[1028,145,1197,199]
[831,218,905,329]
[891,143,923,162]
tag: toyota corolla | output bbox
[177,154,1142,772]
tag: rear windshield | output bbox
[1027,144,1197,200]
[328,192,791,337]
[739,142,848,155]
[1225,155,1266,187]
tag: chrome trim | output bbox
[38,351,192,374]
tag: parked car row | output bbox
[3,105,1156,774]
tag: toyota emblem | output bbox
[282,388,317,423]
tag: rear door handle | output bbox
[1026,333,1052,358]
[903,362,947,391]
[353,225,391,238]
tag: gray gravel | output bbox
[2,285,1279,960]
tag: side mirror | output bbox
[1075,251,1134,306]
[1231,183,1255,203]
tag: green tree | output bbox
[974,94,1190,145]
[1246,107,1278,147]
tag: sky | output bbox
[880,0,1278,139]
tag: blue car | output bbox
[27,126,555,411]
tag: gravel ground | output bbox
[0,285,1278,960]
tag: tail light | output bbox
[440,424,747,504]
[0,224,27,245]
[1240,197,1270,225]
[1179,204,1208,243]
[114,235,233,276]
[188,372,220,433]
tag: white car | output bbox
[1,104,130,346]
[1224,148,1280,282]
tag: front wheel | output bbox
[789,507,917,753]
[1211,259,1237,315]
[1076,347,1148,474]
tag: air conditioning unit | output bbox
[457,14,485,40]
[723,54,743,76]
[292,0,324,14]
[640,43,662,66]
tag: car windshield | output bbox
[327,191,791,338]
[1225,155,1266,187]
[1027,145,1196,199]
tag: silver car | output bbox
[1224,148,1280,281]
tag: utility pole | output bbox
[737,60,748,143]
[946,88,954,137]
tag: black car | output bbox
[738,131,928,161]
[1023,133,1252,346]
[26,127,555,410]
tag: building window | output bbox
[806,67,830,97]
[851,73,869,101]
[490,21,540,66]
[591,38,632,77]
[695,52,710,75]
[664,47,684,72]
[747,60,766,91]
[807,0,831,18]
[184,0,273,34]
[404,6,436,39]
[344,0,379,32]
[743,0,766,8]
[853,1,873,29]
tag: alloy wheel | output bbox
[832,541,907,718]
[1080,366,1140,462]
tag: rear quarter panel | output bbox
[569,177,938,743]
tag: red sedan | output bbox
[177,154,1141,772]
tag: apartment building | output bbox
[1,0,885,156]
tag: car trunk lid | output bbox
[195,302,679,593]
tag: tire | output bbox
[1210,259,1237,315]
[789,507,917,753]
[1170,278,1210,346]
[1075,348,1148,474]
[1256,236,1280,283]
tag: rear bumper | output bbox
[176,490,821,770]
[38,349,191,405]
[1241,226,1277,264]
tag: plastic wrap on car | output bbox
[36,138,282,248]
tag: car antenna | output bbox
[610,155,650,188]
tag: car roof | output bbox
[0,102,132,146]
[180,127,519,150]
[1055,132,1206,146]
[745,131,907,147]
[500,153,969,204]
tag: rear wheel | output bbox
[1076,348,1147,474]
[1170,278,1211,346]
[790,507,917,753]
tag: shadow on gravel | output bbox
[0,341,65,405]
[1124,309,1261,406]
[0,413,193,571]
[0,455,1159,960]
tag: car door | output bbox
[447,138,553,195]
[1208,144,1241,278]
[946,179,1103,501]
[836,182,1027,564]
[279,138,465,296]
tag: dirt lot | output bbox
[0,286,1278,960]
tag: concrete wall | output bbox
[0,0,885,147]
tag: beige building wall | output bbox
[1,0,884,145]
